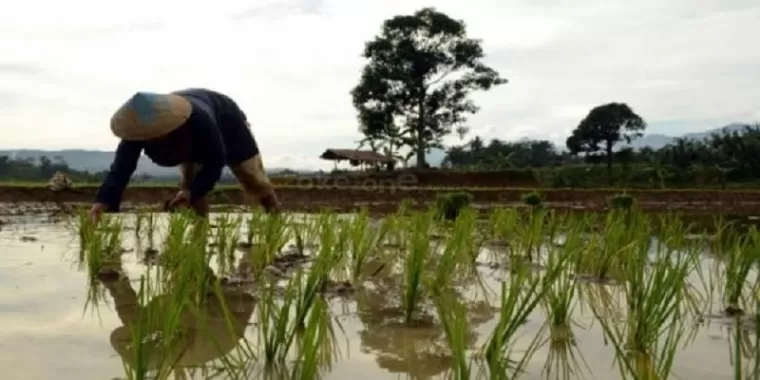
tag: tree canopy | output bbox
[351,7,506,167]
[566,102,646,183]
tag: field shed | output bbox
[319,149,395,170]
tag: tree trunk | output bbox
[415,86,427,168]
[605,141,614,186]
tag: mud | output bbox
[270,169,540,188]
[2,185,760,216]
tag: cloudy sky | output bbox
[1,0,758,169]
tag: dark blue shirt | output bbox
[95,88,259,212]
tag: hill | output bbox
[0,123,750,175]
[624,123,751,150]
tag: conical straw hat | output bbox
[110,92,192,141]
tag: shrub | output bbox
[436,192,474,220]
[608,193,634,210]
[521,191,542,208]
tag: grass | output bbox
[59,201,760,380]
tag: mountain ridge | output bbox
[1,123,750,174]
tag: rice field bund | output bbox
[3,195,760,380]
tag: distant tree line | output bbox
[0,155,105,183]
[443,123,760,188]
[0,155,254,185]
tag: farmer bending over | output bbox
[89,88,280,223]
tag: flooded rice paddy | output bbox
[2,205,760,380]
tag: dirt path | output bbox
[1,185,760,215]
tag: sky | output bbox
[1,0,759,170]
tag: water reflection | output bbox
[95,262,254,379]
[31,210,760,379]
[354,255,496,379]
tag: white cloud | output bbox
[1,0,758,169]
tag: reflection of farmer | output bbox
[88,88,280,223]
[97,267,255,376]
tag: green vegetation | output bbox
[436,192,474,220]
[69,201,760,379]
[7,6,760,379]
[443,124,760,188]
[351,7,506,168]
[566,103,647,184]
[521,191,542,208]
[0,155,104,183]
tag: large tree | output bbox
[566,102,646,183]
[351,7,507,167]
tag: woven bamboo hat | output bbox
[110,92,192,141]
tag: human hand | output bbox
[88,203,108,224]
[260,191,280,214]
[169,189,191,209]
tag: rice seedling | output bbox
[430,207,483,294]
[380,214,404,249]
[573,210,643,281]
[520,206,548,263]
[346,208,388,284]
[289,295,340,380]
[108,210,261,380]
[81,214,124,277]
[57,198,760,380]
[434,292,474,380]
[653,214,709,316]
[720,226,760,316]
[436,192,474,221]
[710,215,739,257]
[291,214,321,254]
[326,216,352,283]
[253,269,340,376]
[71,208,95,265]
[293,256,336,329]
[211,213,243,274]
[249,213,291,278]
[542,234,582,342]
[589,211,696,380]
[401,209,436,324]
[136,208,159,249]
[242,210,263,248]
[751,291,760,378]
[486,207,520,265]
[540,219,592,380]
[256,275,300,367]
[70,208,126,316]
[134,208,146,236]
[480,250,570,379]
[726,317,758,380]
[396,197,416,216]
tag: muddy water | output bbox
[0,213,754,380]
